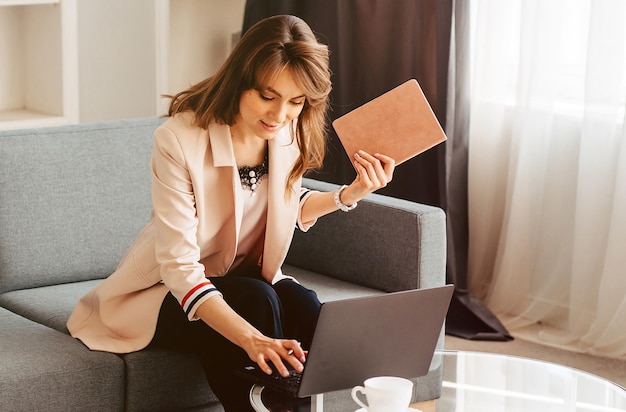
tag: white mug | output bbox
[351,376,414,412]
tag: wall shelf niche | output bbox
[0,0,77,130]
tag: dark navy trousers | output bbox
[149,275,321,411]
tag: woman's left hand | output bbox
[340,151,396,206]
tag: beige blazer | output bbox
[67,112,316,353]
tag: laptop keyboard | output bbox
[240,365,303,397]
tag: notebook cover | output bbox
[332,79,447,166]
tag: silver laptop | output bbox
[239,284,454,398]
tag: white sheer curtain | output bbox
[466,0,626,359]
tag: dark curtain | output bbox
[243,0,511,341]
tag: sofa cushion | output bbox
[0,279,102,333]
[283,265,385,302]
[0,117,163,294]
[0,280,221,411]
[0,306,125,412]
[121,349,220,411]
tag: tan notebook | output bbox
[332,79,447,166]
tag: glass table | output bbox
[250,350,626,411]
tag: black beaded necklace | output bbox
[238,151,268,194]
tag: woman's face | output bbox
[235,68,305,140]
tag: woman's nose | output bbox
[269,103,289,123]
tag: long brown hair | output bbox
[167,15,332,197]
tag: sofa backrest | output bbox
[0,117,164,294]
[288,178,446,293]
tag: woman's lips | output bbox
[261,120,280,131]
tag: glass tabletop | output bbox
[250,350,626,412]
[438,351,625,412]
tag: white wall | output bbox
[0,5,64,116]
[0,7,27,113]
[166,0,246,95]
[77,0,157,122]
[77,0,246,123]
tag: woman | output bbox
[67,15,394,410]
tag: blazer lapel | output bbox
[262,124,301,282]
[208,122,244,242]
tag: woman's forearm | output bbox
[195,295,306,376]
[300,151,395,223]
[300,184,361,223]
[195,295,262,349]
[300,190,341,224]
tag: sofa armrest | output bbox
[286,178,447,292]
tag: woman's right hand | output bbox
[195,295,306,377]
[242,333,307,377]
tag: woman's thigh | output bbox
[211,275,284,338]
[272,279,321,349]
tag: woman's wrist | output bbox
[334,185,358,212]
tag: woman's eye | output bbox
[291,100,305,106]
[260,95,273,101]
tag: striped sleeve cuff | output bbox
[299,187,313,202]
[181,281,221,320]
[297,187,318,231]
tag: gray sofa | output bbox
[0,117,447,411]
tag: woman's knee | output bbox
[273,279,321,312]
[218,277,283,336]
[238,279,280,309]
[273,280,321,347]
